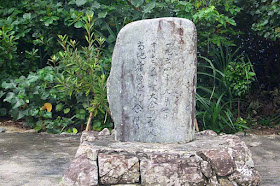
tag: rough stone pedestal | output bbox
[60,130,261,186]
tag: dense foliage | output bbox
[0,0,279,133]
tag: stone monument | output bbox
[60,18,261,186]
[107,17,197,143]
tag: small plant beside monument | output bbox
[53,13,111,131]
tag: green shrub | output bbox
[54,13,112,131]
[1,67,90,133]
[196,46,253,133]
[225,59,256,97]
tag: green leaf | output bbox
[34,123,42,132]
[56,103,64,111]
[144,0,156,13]
[74,21,83,28]
[45,18,54,26]
[98,12,107,18]
[64,108,70,114]
[4,92,16,103]
[12,99,25,109]
[131,0,144,7]
[92,1,100,8]
[248,72,256,76]
[0,91,5,99]
[29,109,39,116]
[43,112,52,118]
[17,110,28,120]
[76,0,87,6]
[72,128,78,134]
[23,13,31,19]
[2,81,16,89]
[44,74,54,82]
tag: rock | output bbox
[98,153,140,185]
[111,129,116,136]
[219,178,236,186]
[107,17,197,143]
[229,166,261,186]
[200,160,212,178]
[80,131,96,143]
[197,130,217,136]
[140,154,204,185]
[61,132,261,186]
[208,176,220,186]
[60,154,98,186]
[98,128,110,136]
[197,149,235,177]
[0,127,6,133]
[249,141,262,147]
[75,144,97,161]
[24,129,36,133]
[114,184,140,186]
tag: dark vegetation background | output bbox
[0,0,279,134]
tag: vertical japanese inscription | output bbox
[146,42,158,137]
[108,18,197,143]
[161,42,174,119]
[132,41,146,135]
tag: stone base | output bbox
[60,130,261,186]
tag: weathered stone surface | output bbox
[80,131,96,144]
[219,178,236,186]
[98,153,140,184]
[200,160,212,178]
[229,166,261,186]
[114,184,141,186]
[98,128,111,136]
[107,17,197,143]
[75,144,97,161]
[197,130,218,136]
[197,149,236,176]
[140,154,204,185]
[61,131,261,186]
[60,154,98,186]
[208,176,219,186]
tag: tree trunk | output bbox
[85,112,93,131]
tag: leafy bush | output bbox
[1,67,88,133]
[249,0,280,41]
[53,13,112,131]
[196,46,253,133]
[0,0,271,134]
[225,59,256,97]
